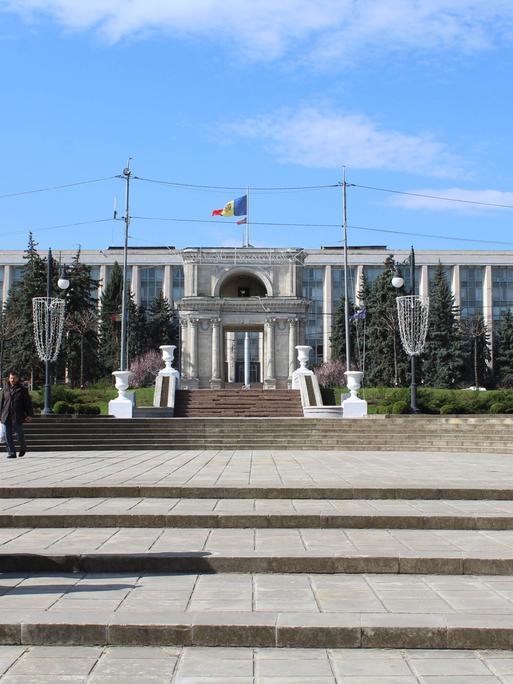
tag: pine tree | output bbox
[127,300,149,362]
[98,261,123,374]
[4,234,48,382]
[422,263,466,387]
[146,292,177,350]
[460,313,491,388]
[365,256,408,386]
[495,310,513,387]
[330,296,356,369]
[62,250,100,386]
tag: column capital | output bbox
[287,317,298,327]
[189,317,200,327]
[266,317,277,326]
[210,317,222,326]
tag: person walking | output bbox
[0,371,33,459]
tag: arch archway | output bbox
[215,267,272,298]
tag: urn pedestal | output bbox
[108,370,134,418]
[342,370,367,418]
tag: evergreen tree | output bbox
[62,251,100,386]
[127,301,149,362]
[98,261,123,374]
[460,312,491,388]
[330,296,356,369]
[4,234,48,382]
[422,263,466,387]
[146,292,177,349]
[495,310,513,387]
[365,256,408,386]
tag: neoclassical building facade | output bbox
[0,244,512,386]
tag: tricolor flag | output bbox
[211,194,247,217]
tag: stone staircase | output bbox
[173,388,304,417]
[3,450,513,648]
[21,413,513,451]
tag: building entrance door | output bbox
[223,330,263,384]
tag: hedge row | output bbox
[53,401,101,415]
[328,386,513,414]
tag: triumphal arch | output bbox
[177,248,310,389]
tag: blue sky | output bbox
[1,1,513,253]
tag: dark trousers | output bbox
[3,420,26,457]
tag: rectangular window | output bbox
[363,266,384,288]
[428,265,453,289]
[401,266,421,295]
[12,266,25,284]
[140,266,164,309]
[460,266,484,318]
[302,267,324,364]
[105,265,132,289]
[492,266,513,320]
[172,266,184,303]
[88,266,100,300]
[332,267,357,306]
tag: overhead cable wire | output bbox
[351,183,513,210]
[134,176,338,193]
[0,177,116,200]
[0,218,114,239]
[131,215,513,247]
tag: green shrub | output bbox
[375,405,392,414]
[53,400,73,415]
[391,400,409,414]
[440,403,457,414]
[490,402,507,414]
[75,404,101,415]
[51,386,78,404]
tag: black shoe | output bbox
[7,454,16,459]
[18,450,25,458]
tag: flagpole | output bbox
[246,186,250,247]
[342,167,351,373]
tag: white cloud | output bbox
[2,0,513,61]
[388,187,513,212]
[228,107,464,178]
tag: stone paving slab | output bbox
[3,497,513,529]
[4,527,513,573]
[2,646,513,683]
[2,452,513,498]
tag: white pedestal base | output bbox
[342,396,368,418]
[304,406,343,418]
[291,368,314,390]
[159,367,180,387]
[108,397,133,418]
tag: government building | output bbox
[1,245,511,387]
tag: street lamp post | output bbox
[392,246,420,413]
[41,248,70,416]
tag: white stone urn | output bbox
[344,370,364,399]
[159,344,180,388]
[296,345,312,370]
[342,370,367,418]
[112,370,131,400]
[159,345,176,373]
[292,345,314,390]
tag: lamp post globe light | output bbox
[391,246,429,414]
[32,248,70,417]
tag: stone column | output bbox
[420,265,429,298]
[210,318,222,389]
[264,318,277,389]
[188,318,200,389]
[452,264,461,315]
[163,265,172,304]
[258,332,264,383]
[2,265,10,304]
[179,318,188,381]
[98,264,107,302]
[288,318,298,385]
[354,265,364,306]
[484,265,493,329]
[226,332,236,383]
[131,265,140,305]
[323,265,332,362]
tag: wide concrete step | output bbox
[5,498,513,530]
[4,527,513,574]
[1,572,513,648]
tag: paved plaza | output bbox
[2,449,513,679]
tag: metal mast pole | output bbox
[120,161,131,371]
[409,245,419,412]
[246,186,250,248]
[342,168,351,372]
[42,248,53,416]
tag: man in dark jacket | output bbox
[0,371,33,458]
